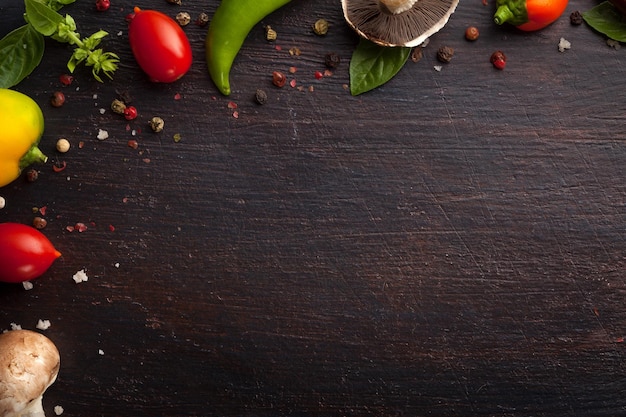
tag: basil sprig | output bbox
[583,1,626,42]
[0,0,119,88]
[349,38,412,96]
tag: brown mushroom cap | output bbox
[0,330,60,417]
[342,0,460,47]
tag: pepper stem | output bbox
[493,5,515,25]
[19,145,48,171]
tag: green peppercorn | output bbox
[313,19,329,36]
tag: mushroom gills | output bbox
[343,0,460,47]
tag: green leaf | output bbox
[24,0,63,36]
[0,24,45,88]
[583,1,626,42]
[349,38,411,96]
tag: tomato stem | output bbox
[494,5,515,25]
[19,145,47,171]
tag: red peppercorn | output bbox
[490,51,506,70]
[123,106,138,120]
[95,0,110,11]
[59,74,74,86]
[465,26,479,41]
[272,71,286,88]
[314,70,323,80]
[50,91,65,107]
[492,58,506,70]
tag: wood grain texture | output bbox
[1,0,625,416]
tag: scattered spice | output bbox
[166,0,182,4]
[289,66,297,74]
[110,99,126,114]
[314,70,323,80]
[490,50,506,69]
[33,217,47,229]
[127,140,139,149]
[95,0,110,11]
[195,12,209,26]
[124,105,138,120]
[607,39,621,49]
[465,26,479,41]
[265,25,277,41]
[25,169,39,182]
[313,19,329,35]
[173,133,182,142]
[52,161,67,172]
[56,138,70,153]
[289,79,297,88]
[436,46,454,63]
[324,52,341,69]
[176,11,191,26]
[50,91,65,107]
[289,47,301,56]
[59,74,74,86]
[570,10,583,25]
[255,89,268,105]
[272,71,286,87]
[411,46,423,62]
[149,116,164,132]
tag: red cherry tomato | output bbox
[0,223,61,283]
[128,7,192,83]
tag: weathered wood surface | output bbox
[1,0,625,416]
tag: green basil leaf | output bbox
[583,1,626,42]
[349,38,411,96]
[0,24,45,88]
[25,0,63,36]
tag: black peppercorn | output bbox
[570,10,583,25]
[255,89,268,105]
[437,46,454,63]
[324,52,341,69]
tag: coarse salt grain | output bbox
[10,323,21,330]
[0,196,5,209]
[36,319,51,330]
[98,349,105,355]
[558,37,571,52]
[97,129,109,140]
[54,405,64,415]
[22,281,33,290]
[72,269,89,283]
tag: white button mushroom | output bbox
[342,0,460,47]
[0,329,60,417]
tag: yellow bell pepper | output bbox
[0,89,47,188]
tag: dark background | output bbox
[1,0,625,416]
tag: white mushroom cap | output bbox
[342,0,460,47]
[0,330,60,417]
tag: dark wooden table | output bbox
[1,0,625,415]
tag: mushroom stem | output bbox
[379,0,419,14]
[13,398,46,417]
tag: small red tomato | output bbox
[128,7,192,83]
[0,223,61,283]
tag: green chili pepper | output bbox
[205,0,292,96]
